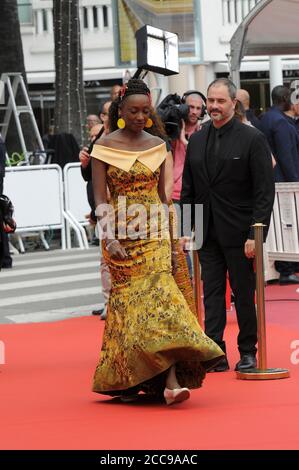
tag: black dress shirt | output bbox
[206,117,235,180]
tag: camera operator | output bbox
[171,91,206,202]
[165,91,206,277]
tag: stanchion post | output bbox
[236,223,289,380]
[255,223,267,370]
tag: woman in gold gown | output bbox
[91,79,224,405]
[146,111,197,317]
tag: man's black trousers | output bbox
[199,237,257,356]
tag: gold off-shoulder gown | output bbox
[91,143,224,397]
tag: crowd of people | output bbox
[3,75,299,406]
[75,75,299,406]
[90,78,224,404]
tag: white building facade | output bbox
[19,0,120,134]
[18,0,299,134]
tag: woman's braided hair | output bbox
[109,79,151,132]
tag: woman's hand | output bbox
[106,240,127,260]
[178,236,191,252]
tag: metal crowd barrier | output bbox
[4,168,299,257]
[265,182,299,280]
[63,163,90,249]
[4,164,88,251]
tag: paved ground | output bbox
[0,247,104,324]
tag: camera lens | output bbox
[178,103,189,121]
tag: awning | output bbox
[230,0,299,82]
[27,67,135,84]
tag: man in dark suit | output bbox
[260,86,299,284]
[181,78,275,372]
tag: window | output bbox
[103,5,108,28]
[93,6,98,29]
[42,9,47,32]
[234,0,238,23]
[83,7,88,29]
[17,0,32,24]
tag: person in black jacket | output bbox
[181,78,275,372]
[0,135,14,269]
[79,102,112,319]
[260,86,299,284]
[80,102,112,224]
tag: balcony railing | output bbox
[222,0,262,26]
[31,3,112,35]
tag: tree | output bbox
[0,0,33,154]
[53,0,86,146]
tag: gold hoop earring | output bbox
[117,118,126,129]
[145,118,153,128]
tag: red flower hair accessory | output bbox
[119,85,127,101]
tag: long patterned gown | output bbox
[91,142,224,396]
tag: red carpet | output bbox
[0,286,299,450]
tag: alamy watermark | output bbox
[95,199,203,249]
[290,340,299,365]
[0,340,5,365]
[290,80,299,105]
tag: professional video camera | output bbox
[156,93,189,140]
[157,90,207,140]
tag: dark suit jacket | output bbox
[181,118,275,247]
[246,109,262,131]
[259,106,299,182]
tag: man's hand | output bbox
[179,120,188,147]
[79,147,90,168]
[3,220,16,233]
[85,212,96,226]
[244,239,255,258]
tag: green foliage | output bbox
[6,151,25,166]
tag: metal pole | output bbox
[255,223,267,370]
[236,223,289,380]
